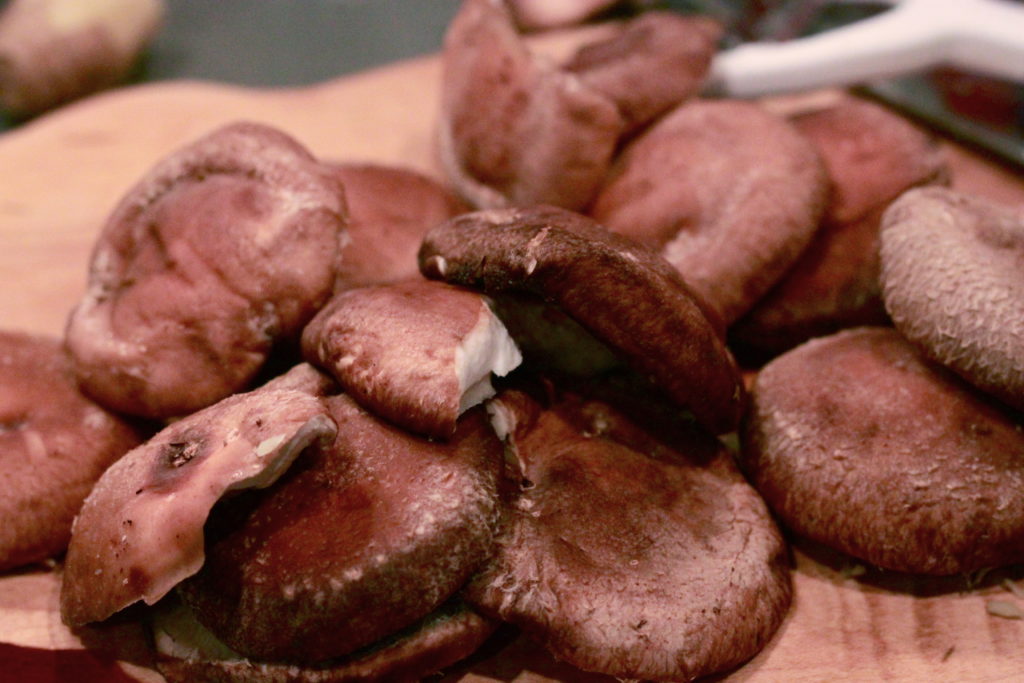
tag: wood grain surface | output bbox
[1,35,1024,682]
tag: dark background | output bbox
[145,0,463,87]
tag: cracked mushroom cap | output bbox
[330,163,468,289]
[301,280,521,439]
[468,388,790,681]
[741,326,1024,574]
[60,366,338,628]
[418,205,744,435]
[0,330,144,571]
[64,121,348,420]
[590,98,829,325]
[177,394,506,663]
[439,0,718,210]
[880,187,1024,411]
[153,595,497,683]
[731,96,949,360]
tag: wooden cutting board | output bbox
[2,31,1024,682]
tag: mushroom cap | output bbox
[468,389,790,681]
[60,368,338,627]
[731,97,948,359]
[439,0,718,211]
[301,280,521,439]
[561,11,721,134]
[65,121,348,419]
[418,205,744,434]
[329,163,468,289]
[741,326,1024,574]
[0,330,143,571]
[153,596,497,683]
[178,395,505,663]
[880,187,1024,411]
[590,98,829,324]
[439,0,623,210]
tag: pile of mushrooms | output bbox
[2,1,1023,682]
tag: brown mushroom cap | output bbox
[330,163,468,289]
[589,98,829,324]
[418,205,744,434]
[301,280,521,439]
[64,121,348,419]
[178,394,505,663]
[0,330,143,571]
[741,326,1024,575]
[731,97,949,359]
[439,0,717,211]
[561,11,721,135]
[880,187,1024,411]
[60,366,338,628]
[153,595,497,683]
[468,389,790,681]
[439,0,621,210]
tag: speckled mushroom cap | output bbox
[65,121,348,420]
[302,280,521,439]
[880,187,1024,411]
[418,205,744,435]
[177,394,505,663]
[439,0,719,210]
[731,96,949,359]
[590,98,829,325]
[0,330,143,571]
[468,389,790,681]
[153,596,497,683]
[60,365,338,627]
[741,326,1024,575]
[329,163,468,289]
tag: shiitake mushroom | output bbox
[0,330,144,571]
[730,96,949,360]
[880,186,1024,412]
[589,99,829,325]
[741,327,1024,575]
[439,0,718,210]
[301,280,521,440]
[64,121,348,420]
[418,205,744,435]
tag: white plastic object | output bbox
[706,0,1024,97]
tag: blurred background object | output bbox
[0,0,165,118]
[686,0,1023,167]
[0,0,1020,168]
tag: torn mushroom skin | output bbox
[439,0,719,210]
[0,330,144,572]
[470,388,791,681]
[418,205,744,435]
[65,121,348,420]
[329,163,469,290]
[301,280,522,440]
[590,99,829,325]
[59,367,338,628]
